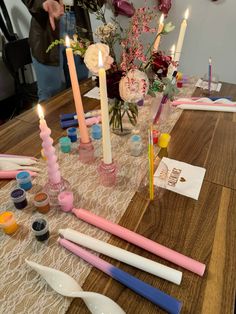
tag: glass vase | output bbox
[109,98,138,136]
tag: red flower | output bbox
[151,52,172,79]
[113,0,135,17]
[158,0,172,16]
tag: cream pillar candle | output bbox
[98,50,112,164]
[65,36,90,144]
[174,9,189,62]
[153,14,164,51]
[37,104,61,184]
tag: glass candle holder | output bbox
[97,160,117,187]
[31,217,49,241]
[59,137,71,153]
[67,127,78,143]
[10,188,28,210]
[16,171,32,191]
[78,139,95,164]
[33,192,50,214]
[0,211,19,235]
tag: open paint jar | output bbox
[33,192,50,214]
[16,171,32,191]
[10,188,28,210]
[58,191,74,212]
[67,127,77,142]
[59,137,72,153]
[0,211,19,235]
[31,217,49,241]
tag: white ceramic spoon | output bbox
[25,260,125,314]
[0,161,40,172]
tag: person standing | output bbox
[22,0,92,102]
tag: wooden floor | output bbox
[0,79,235,314]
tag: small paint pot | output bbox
[177,81,183,88]
[59,137,71,153]
[58,191,74,212]
[152,129,160,144]
[10,188,28,210]
[0,211,19,235]
[31,217,49,241]
[67,127,77,142]
[33,192,50,214]
[16,171,32,191]
[41,149,47,160]
[91,124,102,140]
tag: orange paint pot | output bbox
[33,192,50,214]
[0,211,19,235]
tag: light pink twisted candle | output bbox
[38,105,61,184]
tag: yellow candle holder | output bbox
[0,211,19,235]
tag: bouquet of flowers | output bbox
[48,0,177,133]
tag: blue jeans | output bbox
[33,11,89,101]
[32,57,65,102]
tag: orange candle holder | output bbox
[0,211,19,235]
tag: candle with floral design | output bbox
[153,14,164,51]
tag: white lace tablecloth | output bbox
[0,78,197,314]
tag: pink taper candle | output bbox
[72,208,206,276]
[37,104,61,184]
[65,36,90,144]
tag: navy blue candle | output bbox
[16,171,32,191]
[67,127,77,142]
[10,188,28,210]
[31,218,49,241]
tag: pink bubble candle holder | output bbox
[97,160,117,187]
[78,139,95,164]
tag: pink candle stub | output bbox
[58,191,74,212]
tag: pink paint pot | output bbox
[58,191,74,212]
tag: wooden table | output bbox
[0,79,235,314]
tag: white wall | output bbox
[1,0,235,101]
[158,0,236,84]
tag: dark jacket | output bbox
[22,0,92,66]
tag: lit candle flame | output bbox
[37,104,44,119]
[65,35,70,48]
[98,50,103,68]
[209,57,212,64]
[160,14,164,24]
[184,8,189,20]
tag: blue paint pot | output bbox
[16,171,32,191]
[10,188,28,210]
[91,124,102,140]
[59,136,71,153]
[67,127,77,142]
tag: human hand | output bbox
[43,0,64,31]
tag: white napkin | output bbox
[195,79,222,92]
[84,87,100,100]
[154,157,206,200]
